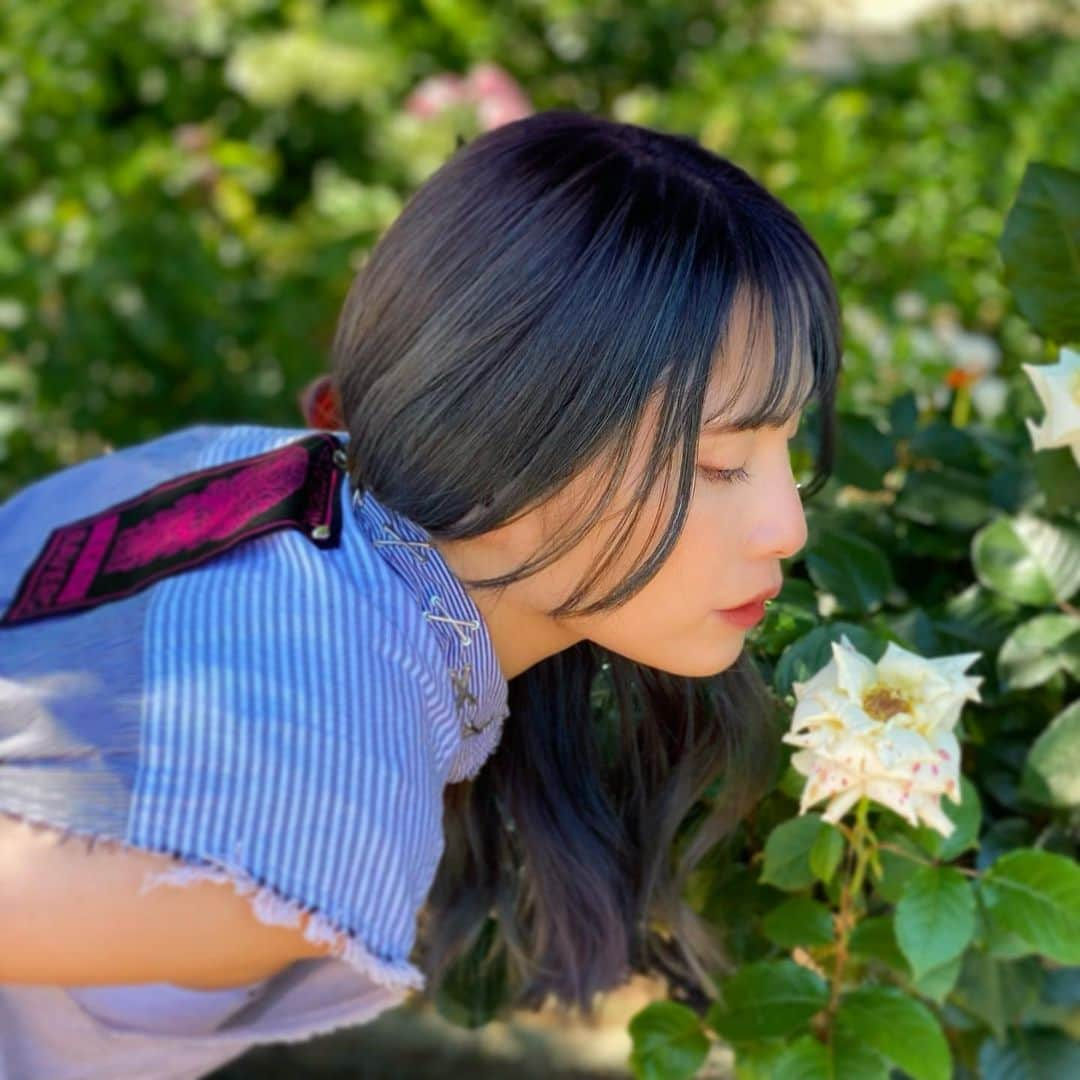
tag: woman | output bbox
[0,109,840,1078]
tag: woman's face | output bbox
[434,294,814,683]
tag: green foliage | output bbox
[628,1001,711,1080]
[626,43,1079,1074]
[998,161,1080,343]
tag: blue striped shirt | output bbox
[0,423,510,1074]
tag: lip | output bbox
[714,585,782,629]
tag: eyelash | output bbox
[698,423,802,486]
[698,465,752,485]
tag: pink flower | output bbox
[465,63,533,129]
[404,72,469,118]
[404,62,532,132]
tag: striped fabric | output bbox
[0,423,511,1000]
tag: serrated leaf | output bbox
[895,865,977,980]
[834,985,952,1080]
[706,960,829,1043]
[979,848,1080,965]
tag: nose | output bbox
[759,465,809,561]
[783,482,810,559]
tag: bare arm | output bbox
[0,813,336,990]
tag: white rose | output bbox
[939,326,1001,378]
[970,374,1008,421]
[1021,345,1080,468]
[782,635,983,837]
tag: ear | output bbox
[298,375,344,430]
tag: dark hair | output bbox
[330,110,842,1019]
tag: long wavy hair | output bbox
[329,110,842,1020]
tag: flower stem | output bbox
[951,384,972,428]
[824,796,876,1027]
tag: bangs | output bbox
[702,261,838,437]
[546,227,842,618]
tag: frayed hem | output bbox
[0,807,426,997]
[138,854,427,996]
[446,705,509,784]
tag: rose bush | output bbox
[625,159,1080,1079]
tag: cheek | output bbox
[615,506,730,623]
[658,506,735,608]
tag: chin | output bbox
[650,643,745,679]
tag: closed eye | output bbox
[698,465,751,485]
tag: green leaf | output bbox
[881,606,945,658]
[628,1001,710,1080]
[998,160,1080,343]
[1033,443,1080,516]
[873,829,927,903]
[935,583,1025,653]
[733,1040,791,1080]
[761,896,835,948]
[833,412,897,490]
[998,613,1080,691]
[976,817,1038,872]
[706,960,829,1043]
[848,915,909,975]
[804,527,895,613]
[895,865,977,979]
[888,392,919,439]
[907,422,984,472]
[909,953,963,1003]
[1021,700,1080,808]
[768,1035,832,1080]
[808,821,845,885]
[933,773,983,862]
[979,848,1080,965]
[908,773,982,863]
[972,514,1080,606]
[894,467,996,532]
[760,814,828,891]
[978,1025,1080,1078]
[975,892,1041,960]
[754,591,820,654]
[770,1033,892,1079]
[915,471,1000,532]
[833,985,952,1080]
[831,1028,893,1079]
[953,950,1044,1042]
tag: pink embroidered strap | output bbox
[1,432,345,627]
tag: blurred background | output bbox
[1,0,1077,1075]
[1,0,1078,507]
